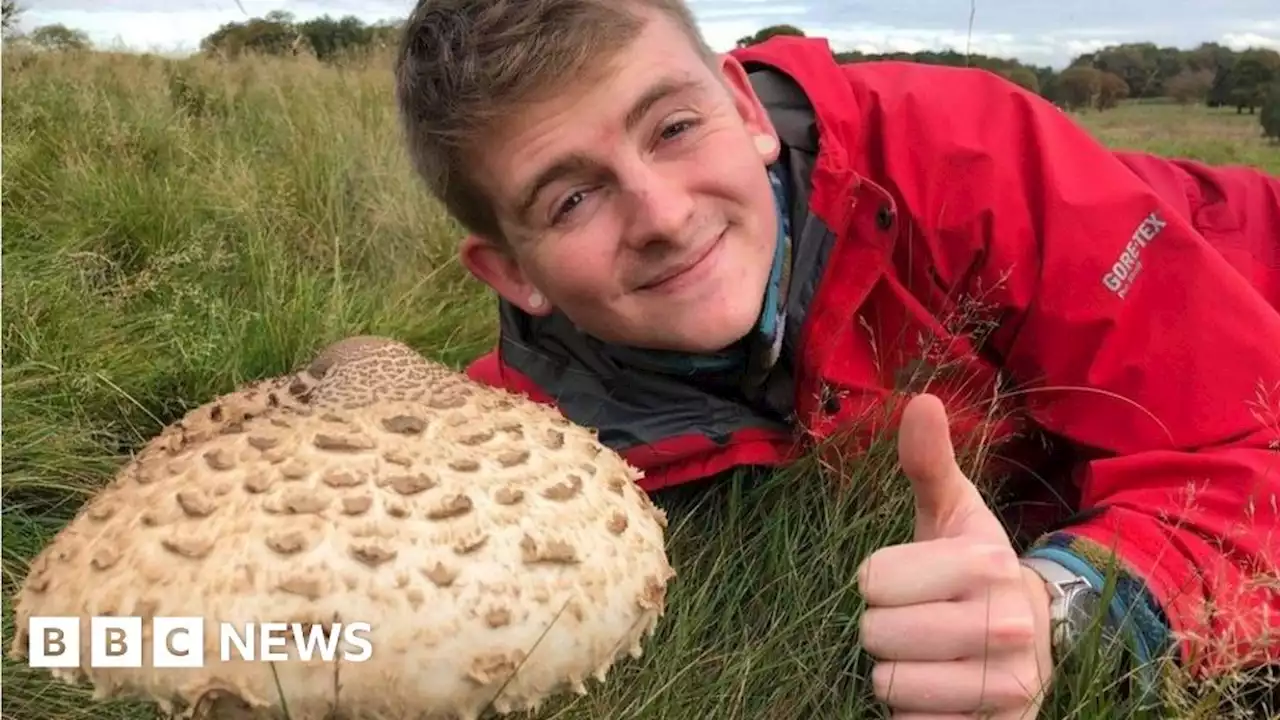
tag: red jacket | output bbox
[465,37,1280,681]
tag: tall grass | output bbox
[2,46,1275,719]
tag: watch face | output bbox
[1064,586,1107,643]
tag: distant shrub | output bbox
[1261,80,1280,142]
[1166,69,1215,105]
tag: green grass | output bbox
[1071,100,1280,172]
[2,48,1277,719]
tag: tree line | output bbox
[1,7,401,63]
[3,4,1278,138]
[738,24,1278,116]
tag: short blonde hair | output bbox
[394,0,715,242]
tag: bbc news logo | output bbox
[28,617,373,668]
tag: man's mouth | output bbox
[638,230,725,292]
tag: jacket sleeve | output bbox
[886,65,1280,681]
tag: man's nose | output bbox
[620,162,697,249]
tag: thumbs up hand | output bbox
[856,394,1056,718]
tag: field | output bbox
[2,47,1277,720]
[1072,100,1278,172]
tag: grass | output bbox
[1070,99,1279,171]
[2,47,1277,719]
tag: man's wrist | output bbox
[1019,556,1107,664]
[1020,563,1057,669]
[1021,540,1176,711]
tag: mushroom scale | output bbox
[9,336,675,720]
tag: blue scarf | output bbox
[603,163,793,382]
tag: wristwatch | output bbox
[1019,557,1107,662]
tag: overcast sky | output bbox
[12,0,1280,68]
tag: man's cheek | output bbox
[536,261,613,305]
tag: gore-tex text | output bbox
[1103,211,1167,298]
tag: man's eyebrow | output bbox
[515,153,596,222]
[514,76,703,222]
[623,75,702,133]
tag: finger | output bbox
[856,538,1024,606]
[897,393,1008,543]
[890,714,976,720]
[871,657,1051,715]
[860,599,1036,661]
[897,394,962,499]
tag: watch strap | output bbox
[1019,557,1097,659]
[1021,556,1091,593]
[1022,545,1169,711]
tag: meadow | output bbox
[2,46,1278,720]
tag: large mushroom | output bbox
[9,336,675,719]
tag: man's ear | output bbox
[716,53,780,164]
[459,233,553,316]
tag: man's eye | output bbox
[552,190,586,224]
[661,118,697,140]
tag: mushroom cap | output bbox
[9,337,675,720]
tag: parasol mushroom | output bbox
[9,336,675,719]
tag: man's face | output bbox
[460,10,782,353]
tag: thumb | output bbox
[898,393,1005,542]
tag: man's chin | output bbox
[654,325,755,354]
[567,301,760,354]
[660,305,767,353]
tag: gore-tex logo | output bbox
[1103,211,1167,298]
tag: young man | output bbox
[394,0,1280,716]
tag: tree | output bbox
[2,0,21,35]
[296,14,377,61]
[1187,40,1237,106]
[1261,80,1280,142]
[1186,42,1236,75]
[1223,49,1280,114]
[200,11,299,59]
[1096,71,1130,110]
[1151,45,1188,96]
[1209,64,1235,108]
[1055,66,1102,110]
[1071,42,1173,98]
[1165,69,1215,104]
[28,23,90,51]
[1001,67,1040,94]
[735,24,804,49]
